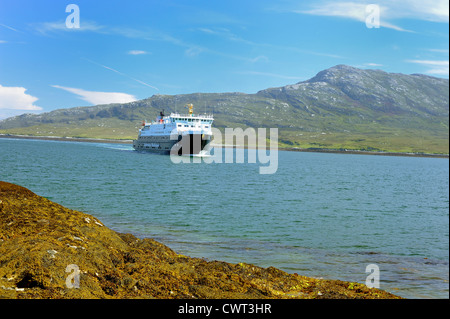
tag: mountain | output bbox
[1,65,448,153]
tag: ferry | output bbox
[132,104,214,156]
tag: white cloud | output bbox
[407,60,449,66]
[197,28,216,34]
[398,0,449,22]
[293,0,448,32]
[0,85,42,110]
[296,2,410,32]
[427,48,449,54]
[128,50,149,55]
[364,63,383,67]
[406,59,449,76]
[35,20,104,34]
[298,2,367,20]
[51,85,137,105]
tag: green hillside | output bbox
[1,65,448,154]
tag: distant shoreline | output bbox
[1,134,448,159]
[0,134,133,144]
[282,147,449,158]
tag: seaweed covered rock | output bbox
[0,181,401,299]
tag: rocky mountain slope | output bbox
[259,65,448,120]
[1,65,448,153]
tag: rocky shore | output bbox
[0,181,401,299]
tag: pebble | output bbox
[47,249,58,258]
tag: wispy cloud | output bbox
[0,23,21,33]
[397,0,449,23]
[249,56,269,63]
[127,50,149,55]
[36,15,340,65]
[115,27,207,59]
[237,71,304,81]
[194,26,343,60]
[0,84,41,111]
[51,85,137,105]
[426,48,450,54]
[184,46,204,57]
[289,0,449,32]
[352,62,384,69]
[196,27,258,46]
[295,2,410,32]
[364,63,383,67]
[34,20,105,35]
[37,20,204,61]
[406,59,449,76]
[112,26,186,47]
[83,58,159,91]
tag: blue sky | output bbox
[0,0,448,119]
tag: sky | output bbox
[0,0,448,119]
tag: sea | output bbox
[0,137,448,299]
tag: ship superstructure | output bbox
[133,104,214,155]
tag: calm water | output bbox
[0,138,448,298]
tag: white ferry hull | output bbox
[133,133,212,156]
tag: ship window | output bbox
[205,125,209,128]
[184,125,189,127]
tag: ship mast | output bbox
[185,103,194,115]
